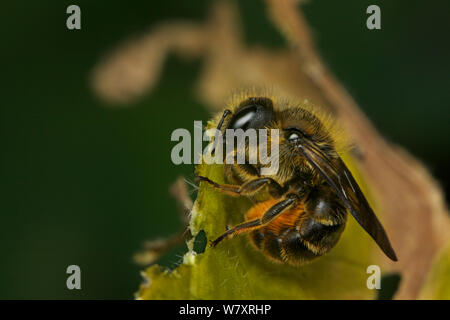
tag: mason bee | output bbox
[197,92,397,265]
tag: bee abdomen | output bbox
[280,229,320,263]
[296,218,345,255]
[249,218,345,265]
[249,229,317,263]
[249,229,283,261]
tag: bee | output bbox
[196,92,397,265]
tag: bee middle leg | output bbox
[210,193,299,247]
[196,176,284,198]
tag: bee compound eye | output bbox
[228,100,274,131]
[229,105,257,130]
[288,132,301,143]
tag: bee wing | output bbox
[298,140,398,261]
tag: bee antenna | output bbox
[211,109,232,156]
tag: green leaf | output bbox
[137,155,383,299]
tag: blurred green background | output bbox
[1,0,449,299]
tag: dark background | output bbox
[1,0,449,299]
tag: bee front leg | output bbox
[196,176,284,197]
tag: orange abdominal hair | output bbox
[245,199,306,235]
